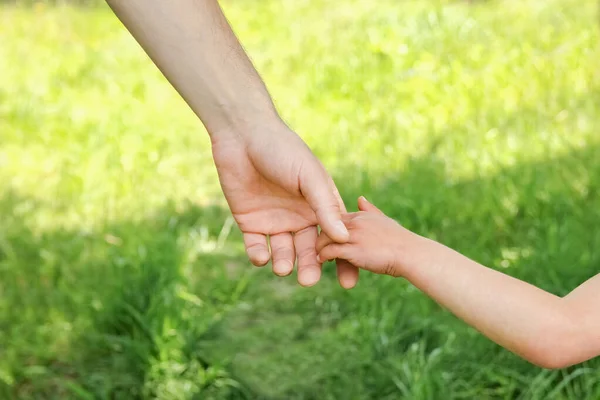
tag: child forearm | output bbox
[316,199,600,368]
[403,238,597,369]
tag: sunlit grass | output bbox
[1,0,600,398]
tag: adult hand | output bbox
[211,120,359,288]
[106,0,358,287]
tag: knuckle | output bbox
[316,238,332,252]
[314,204,339,218]
[320,248,335,261]
[383,263,397,276]
[296,226,314,236]
[297,246,316,259]
[274,248,294,259]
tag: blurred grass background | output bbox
[1,0,600,398]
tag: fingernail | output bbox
[274,260,294,276]
[340,276,358,289]
[316,254,322,263]
[300,269,321,287]
[334,220,349,239]
[248,249,269,266]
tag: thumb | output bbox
[358,196,384,214]
[300,162,349,243]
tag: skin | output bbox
[105,0,598,369]
[317,197,600,369]
[105,0,359,288]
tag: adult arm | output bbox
[105,0,358,287]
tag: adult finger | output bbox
[299,161,349,244]
[269,232,295,276]
[243,233,270,266]
[335,189,359,288]
[336,258,359,289]
[294,226,321,287]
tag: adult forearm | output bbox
[403,240,581,368]
[106,0,279,137]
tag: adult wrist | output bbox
[205,101,283,143]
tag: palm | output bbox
[212,133,316,235]
[210,127,358,288]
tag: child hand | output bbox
[316,196,427,277]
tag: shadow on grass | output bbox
[207,142,600,399]
[1,137,600,399]
[317,151,600,398]
[0,195,255,399]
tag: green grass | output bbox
[1,0,600,398]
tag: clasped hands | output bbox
[211,119,363,288]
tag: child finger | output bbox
[316,231,336,254]
[317,244,352,264]
[358,196,384,215]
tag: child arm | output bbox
[317,197,600,369]
[405,243,600,369]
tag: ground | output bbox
[1,0,600,398]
